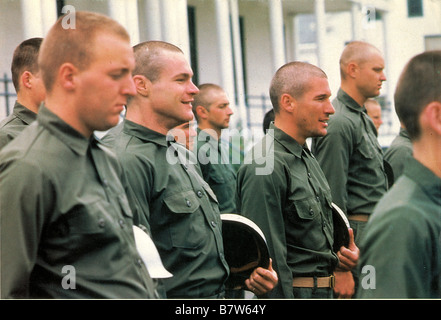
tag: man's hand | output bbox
[337,228,359,271]
[333,270,355,298]
[245,259,278,296]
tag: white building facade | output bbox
[1,0,440,143]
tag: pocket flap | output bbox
[163,190,200,214]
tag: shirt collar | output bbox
[13,101,37,125]
[37,104,91,156]
[337,89,368,114]
[197,127,220,148]
[123,119,171,147]
[269,122,304,158]
[399,127,410,139]
[405,157,441,206]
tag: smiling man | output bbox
[103,41,277,299]
[311,41,389,296]
[236,61,359,299]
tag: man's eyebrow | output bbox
[173,72,192,79]
[315,93,330,99]
[110,67,132,74]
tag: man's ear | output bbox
[279,93,295,113]
[20,71,33,90]
[346,62,358,79]
[422,101,441,136]
[58,62,77,91]
[133,75,150,97]
[195,105,208,120]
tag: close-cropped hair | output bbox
[38,11,130,92]
[191,83,224,120]
[11,37,43,92]
[339,41,381,80]
[132,41,183,82]
[269,61,327,113]
[394,50,441,140]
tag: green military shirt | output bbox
[236,123,338,298]
[384,128,413,181]
[0,106,157,299]
[105,120,230,298]
[195,128,237,213]
[357,157,441,298]
[312,89,388,217]
[0,101,37,150]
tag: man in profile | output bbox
[0,38,45,150]
[104,41,277,299]
[357,50,441,298]
[0,11,158,299]
[237,61,359,299]
[192,83,237,214]
[365,98,383,135]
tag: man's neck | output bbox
[126,102,171,136]
[413,139,441,179]
[44,95,93,138]
[16,95,39,114]
[274,118,306,146]
[340,83,367,108]
[198,123,220,140]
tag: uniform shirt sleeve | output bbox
[118,151,153,228]
[0,159,54,298]
[236,158,294,298]
[357,206,437,298]
[312,116,353,214]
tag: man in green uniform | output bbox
[236,61,359,299]
[0,12,158,299]
[192,83,237,214]
[0,38,45,150]
[104,41,277,299]
[311,42,388,294]
[312,41,388,239]
[384,125,413,181]
[364,98,383,135]
[357,50,441,298]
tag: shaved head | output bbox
[192,83,224,115]
[269,61,327,113]
[132,41,183,82]
[339,41,383,79]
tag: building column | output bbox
[268,0,286,73]
[109,0,140,45]
[125,0,140,45]
[176,0,191,61]
[351,1,363,40]
[214,0,236,116]
[21,0,44,38]
[381,10,397,131]
[160,0,190,59]
[40,0,57,35]
[144,0,162,40]
[108,0,127,27]
[160,0,179,46]
[229,0,247,127]
[314,0,327,69]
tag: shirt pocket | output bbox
[117,194,133,220]
[163,190,207,249]
[66,201,108,234]
[287,196,320,223]
[358,136,374,159]
[209,169,226,184]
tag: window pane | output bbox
[407,0,423,17]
